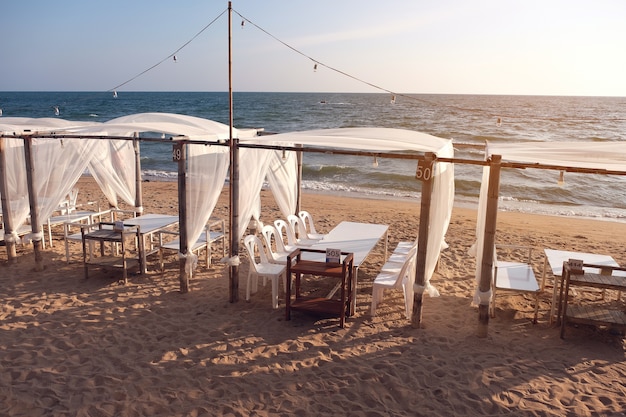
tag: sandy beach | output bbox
[1,176,625,417]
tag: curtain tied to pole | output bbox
[179,251,198,274]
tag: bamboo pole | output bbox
[133,133,143,210]
[296,144,303,214]
[228,1,240,303]
[23,136,44,271]
[412,152,434,328]
[175,142,189,293]
[477,155,502,338]
[0,138,18,262]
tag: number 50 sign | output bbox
[415,158,433,181]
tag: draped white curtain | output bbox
[237,148,273,240]
[422,141,455,297]
[30,137,94,235]
[0,138,30,238]
[183,143,229,272]
[87,139,136,208]
[266,150,298,218]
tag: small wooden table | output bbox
[286,248,354,328]
[81,222,141,284]
[559,262,626,339]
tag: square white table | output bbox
[302,221,389,315]
[124,214,179,274]
[542,249,626,324]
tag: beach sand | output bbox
[1,177,625,416]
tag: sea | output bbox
[2,91,626,222]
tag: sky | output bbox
[2,0,626,96]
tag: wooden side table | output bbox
[81,222,141,284]
[285,248,354,328]
[559,262,626,339]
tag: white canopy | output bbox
[244,127,455,296]
[473,141,626,305]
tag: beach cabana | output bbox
[239,127,455,326]
[473,141,626,336]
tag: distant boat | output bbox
[320,100,326,104]
[113,90,118,98]
[390,95,396,104]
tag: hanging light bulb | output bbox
[54,106,60,116]
[313,63,318,72]
[173,55,177,63]
[496,117,502,127]
[241,20,245,28]
[558,170,565,186]
[372,156,379,168]
[281,149,287,161]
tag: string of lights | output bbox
[108,8,228,94]
[7,5,625,125]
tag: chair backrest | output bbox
[261,224,288,256]
[274,219,297,247]
[395,247,418,287]
[287,214,307,240]
[243,235,271,269]
[298,210,318,235]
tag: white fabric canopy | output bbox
[243,127,455,296]
[473,141,626,304]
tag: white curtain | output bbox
[237,148,273,240]
[87,139,136,208]
[183,143,229,272]
[420,141,455,297]
[0,138,30,239]
[266,149,298,218]
[30,137,94,235]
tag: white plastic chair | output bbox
[261,224,293,264]
[298,210,325,240]
[243,235,287,309]
[273,219,299,252]
[287,214,320,246]
[371,247,417,319]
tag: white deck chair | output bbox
[273,219,299,252]
[371,247,417,319]
[298,210,325,240]
[492,244,540,322]
[243,235,287,309]
[261,224,293,265]
[287,214,320,246]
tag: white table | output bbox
[302,221,389,315]
[542,249,626,324]
[124,214,179,273]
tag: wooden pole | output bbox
[133,134,143,211]
[412,152,434,328]
[175,142,189,293]
[477,155,502,338]
[296,144,303,214]
[23,136,44,271]
[0,138,18,262]
[228,1,240,303]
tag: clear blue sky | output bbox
[2,0,626,96]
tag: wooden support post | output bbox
[23,136,44,271]
[412,153,435,328]
[295,144,303,215]
[0,138,18,262]
[174,142,189,293]
[227,1,240,303]
[478,155,502,338]
[133,134,143,210]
